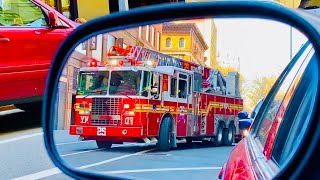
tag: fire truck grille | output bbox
[91,98,121,126]
[91,119,120,126]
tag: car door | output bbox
[0,0,68,103]
[176,72,188,136]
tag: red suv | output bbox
[0,0,77,110]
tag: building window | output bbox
[166,37,172,48]
[138,26,142,39]
[151,26,155,46]
[179,37,185,48]
[146,25,150,42]
[157,32,161,50]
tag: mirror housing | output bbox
[43,1,320,180]
[48,11,59,27]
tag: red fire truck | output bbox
[70,45,243,151]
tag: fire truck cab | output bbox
[70,46,243,151]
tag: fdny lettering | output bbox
[97,127,106,136]
[124,117,134,125]
[80,116,89,123]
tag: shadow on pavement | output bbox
[0,111,42,133]
[94,141,236,154]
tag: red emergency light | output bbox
[88,59,98,67]
[109,59,125,66]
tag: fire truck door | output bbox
[176,73,188,137]
[192,73,203,135]
[187,75,194,136]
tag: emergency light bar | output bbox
[106,45,204,73]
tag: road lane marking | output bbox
[0,132,43,145]
[60,148,106,157]
[78,149,154,169]
[102,167,222,174]
[12,148,154,180]
[60,143,139,157]
[55,140,95,146]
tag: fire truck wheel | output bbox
[157,117,172,151]
[96,141,112,149]
[212,123,224,146]
[222,124,235,146]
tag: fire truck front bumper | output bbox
[70,125,144,137]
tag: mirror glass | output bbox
[52,17,308,179]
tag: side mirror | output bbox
[48,11,59,27]
[42,1,320,179]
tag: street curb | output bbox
[0,105,17,111]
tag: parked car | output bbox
[42,1,320,179]
[0,0,77,110]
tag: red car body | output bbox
[0,0,77,106]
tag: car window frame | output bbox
[41,2,320,179]
[270,51,318,166]
[250,42,313,151]
[246,42,314,179]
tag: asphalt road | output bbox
[0,109,234,180]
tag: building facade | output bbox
[195,19,217,68]
[161,22,208,66]
[276,0,301,8]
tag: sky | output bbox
[213,18,307,82]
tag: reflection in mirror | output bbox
[52,18,308,178]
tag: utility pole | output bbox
[118,0,129,11]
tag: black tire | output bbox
[223,124,235,146]
[96,141,112,149]
[213,123,224,146]
[157,117,172,151]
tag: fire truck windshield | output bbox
[77,71,110,95]
[109,70,142,95]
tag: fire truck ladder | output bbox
[127,46,192,68]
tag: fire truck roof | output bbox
[80,65,195,76]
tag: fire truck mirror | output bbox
[46,11,311,178]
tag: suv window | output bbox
[272,51,317,166]
[0,0,48,27]
[254,43,313,147]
